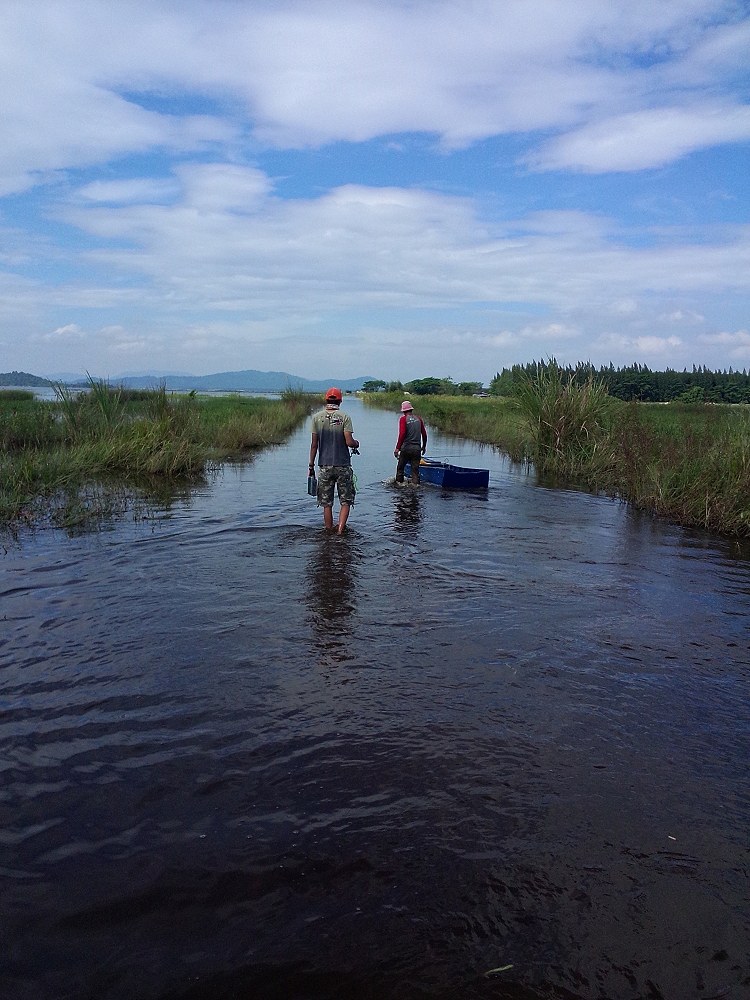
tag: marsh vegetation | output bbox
[0,382,314,530]
[366,362,750,537]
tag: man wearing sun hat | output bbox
[394,399,427,485]
[309,387,360,533]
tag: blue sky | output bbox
[1,0,749,383]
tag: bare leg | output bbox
[323,505,334,530]
[337,503,351,534]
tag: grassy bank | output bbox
[364,383,750,538]
[0,383,314,531]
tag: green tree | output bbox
[361,379,386,393]
[457,381,484,396]
[675,385,705,404]
[489,369,514,396]
[406,377,443,395]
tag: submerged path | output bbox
[2,398,749,1000]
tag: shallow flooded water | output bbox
[2,398,748,1000]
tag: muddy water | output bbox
[1,398,748,1000]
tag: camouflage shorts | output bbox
[317,465,356,506]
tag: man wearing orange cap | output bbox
[309,387,360,533]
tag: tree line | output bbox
[491,363,750,404]
[361,377,484,396]
[364,363,750,403]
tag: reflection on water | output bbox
[392,488,423,533]
[306,533,360,667]
[1,399,749,1000]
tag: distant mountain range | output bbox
[1,369,376,393]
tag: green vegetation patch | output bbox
[0,380,313,532]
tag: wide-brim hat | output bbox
[401,400,413,412]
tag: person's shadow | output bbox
[305,534,359,669]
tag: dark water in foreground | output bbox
[2,399,748,1000]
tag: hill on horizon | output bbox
[1,369,376,393]
[109,369,375,393]
[0,371,54,387]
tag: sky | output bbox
[1,0,749,383]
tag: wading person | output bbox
[309,387,360,534]
[394,400,427,484]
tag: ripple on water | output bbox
[1,403,749,999]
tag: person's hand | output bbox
[393,449,399,458]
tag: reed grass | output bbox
[511,360,615,476]
[601,403,750,537]
[1,386,312,531]
[0,389,35,402]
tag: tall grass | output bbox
[602,403,750,537]
[512,360,614,476]
[54,375,129,439]
[0,389,35,402]
[191,395,313,454]
[1,387,313,531]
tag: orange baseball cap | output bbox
[325,386,343,402]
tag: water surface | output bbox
[2,399,748,1000]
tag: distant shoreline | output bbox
[0,369,373,393]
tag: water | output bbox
[2,399,748,1000]
[5,385,283,401]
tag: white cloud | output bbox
[2,168,729,374]
[530,104,750,173]
[698,329,750,361]
[39,168,750,322]
[699,329,750,345]
[611,299,639,315]
[78,179,179,204]
[596,333,683,356]
[662,308,705,324]
[43,323,86,341]
[176,164,273,212]
[51,165,750,335]
[634,335,683,353]
[0,0,746,192]
[518,322,580,341]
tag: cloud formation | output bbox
[532,104,750,172]
[3,0,747,186]
[0,0,748,379]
